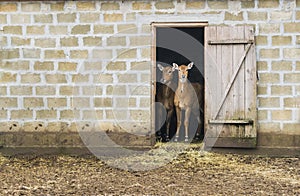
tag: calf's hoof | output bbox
[174,137,179,142]
[184,137,189,142]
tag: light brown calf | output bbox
[173,62,204,142]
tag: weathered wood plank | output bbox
[205,137,257,148]
[219,26,232,137]
[205,26,218,138]
[208,119,254,124]
[208,39,254,45]
[244,26,257,138]
[232,26,246,137]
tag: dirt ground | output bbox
[0,145,299,195]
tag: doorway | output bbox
[152,23,206,142]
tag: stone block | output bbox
[225,12,244,21]
[93,74,113,83]
[94,98,112,107]
[283,48,300,59]
[71,25,90,35]
[48,98,67,108]
[271,61,292,71]
[49,26,68,35]
[10,14,31,24]
[83,37,102,46]
[255,36,268,45]
[72,74,89,83]
[260,49,280,59]
[155,2,175,9]
[60,37,78,47]
[3,26,22,35]
[21,3,41,12]
[0,3,17,12]
[258,97,280,108]
[80,13,100,23]
[270,11,292,21]
[0,49,19,59]
[103,14,123,22]
[57,13,76,23]
[71,98,90,108]
[34,61,54,71]
[21,74,41,83]
[106,61,126,71]
[272,36,291,46]
[70,50,89,59]
[34,14,53,23]
[117,24,137,34]
[118,73,138,83]
[27,26,45,35]
[259,73,280,84]
[36,86,56,95]
[76,1,96,11]
[58,62,77,71]
[208,0,228,9]
[83,62,102,71]
[241,1,254,8]
[106,85,126,95]
[24,98,44,108]
[259,23,280,34]
[107,36,126,46]
[186,1,205,9]
[94,25,114,34]
[92,49,112,59]
[23,48,41,58]
[117,49,137,59]
[284,97,299,108]
[35,38,56,48]
[258,0,279,8]
[11,110,33,120]
[36,110,57,120]
[272,110,292,121]
[50,2,65,11]
[271,86,292,96]
[129,36,151,46]
[0,72,17,84]
[257,110,268,121]
[132,2,152,10]
[248,12,267,21]
[284,22,300,33]
[101,2,120,10]
[60,110,75,120]
[0,98,18,108]
[284,73,300,83]
[10,86,32,95]
[45,74,67,84]
[45,50,65,59]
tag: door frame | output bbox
[150,22,208,144]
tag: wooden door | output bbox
[204,26,257,148]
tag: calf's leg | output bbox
[184,108,192,142]
[174,106,181,142]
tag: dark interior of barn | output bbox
[155,27,205,142]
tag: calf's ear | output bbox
[157,64,164,71]
[172,63,179,70]
[187,62,194,70]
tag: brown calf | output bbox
[173,62,204,142]
[156,64,177,141]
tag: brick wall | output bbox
[0,0,299,148]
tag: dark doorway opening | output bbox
[155,26,205,142]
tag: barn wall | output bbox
[0,0,299,149]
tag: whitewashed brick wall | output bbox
[0,0,299,142]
